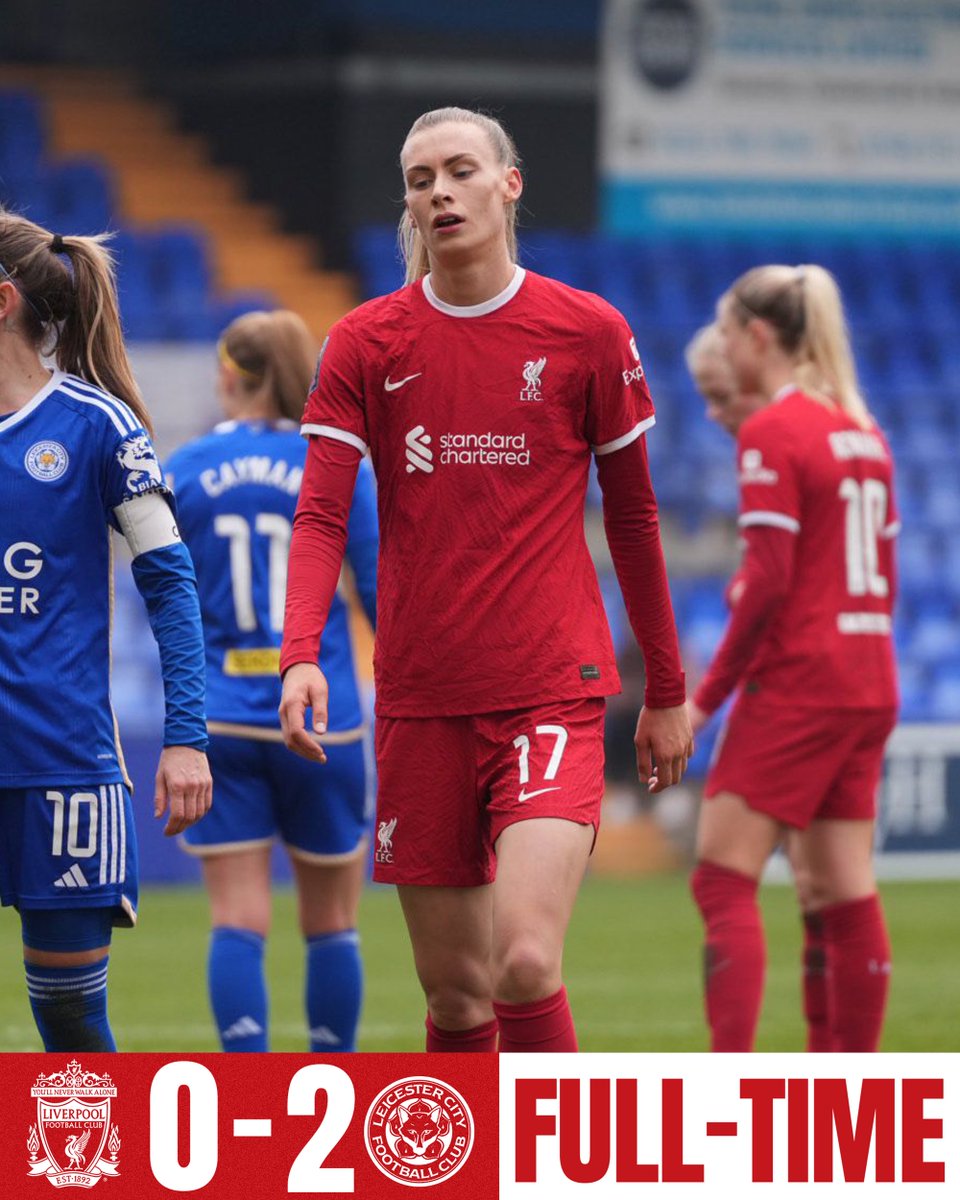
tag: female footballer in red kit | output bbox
[688,265,899,1052]
[686,322,834,1052]
[279,107,693,1051]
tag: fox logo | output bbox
[364,1075,476,1186]
[388,1099,451,1160]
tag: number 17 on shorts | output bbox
[372,697,606,886]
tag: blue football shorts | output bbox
[181,732,372,861]
[0,782,138,926]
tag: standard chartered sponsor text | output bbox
[439,431,531,466]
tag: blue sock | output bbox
[25,958,116,1051]
[306,929,362,1052]
[208,927,268,1052]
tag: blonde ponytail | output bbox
[795,265,871,430]
[726,263,872,430]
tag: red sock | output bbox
[691,861,765,1052]
[493,987,578,1052]
[819,894,890,1052]
[802,912,833,1052]
[425,1014,498,1052]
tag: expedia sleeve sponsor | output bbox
[584,311,656,450]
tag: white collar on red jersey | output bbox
[772,382,799,403]
[422,265,526,317]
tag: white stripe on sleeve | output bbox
[60,377,139,431]
[60,384,131,435]
[300,424,368,454]
[592,415,656,456]
[738,510,801,534]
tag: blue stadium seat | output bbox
[352,225,402,299]
[48,158,114,234]
[929,661,960,721]
[907,610,958,666]
[210,291,280,334]
[681,580,729,663]
[923,481,960,532]
[151,228,210,304]
[111,230,160,340]
[151,227,214,337]
[0,90,45,186]
[520,229,587,289]
[896,662,929,722]
[897,529,941,593]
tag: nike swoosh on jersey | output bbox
[384,373,422,392]
[517,786,562,802]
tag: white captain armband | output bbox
[114,492,181,558]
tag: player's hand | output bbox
[154,745,213,837]
[686,699,708,736]
[635,703,694,794]
[279,662,329,763]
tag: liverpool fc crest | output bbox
[27,1060,121,1188]
[519,357,546,402]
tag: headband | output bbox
[217,338,261,381]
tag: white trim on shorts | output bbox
[285,836,369,865]
[178,835,274,859]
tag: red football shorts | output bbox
[372,697,606,886]
[705,691,897,828]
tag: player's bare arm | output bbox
[154,745,213,836]
[635,703,694,793]
[279,662,330,763]
[686,699,708,736]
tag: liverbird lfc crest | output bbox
[27,1060,121,1188]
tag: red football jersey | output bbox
[300,267,658,717]
[734,387,899,708]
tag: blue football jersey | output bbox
[166,419,378,732]
[0,370,171,786]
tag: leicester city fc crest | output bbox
[25,441,69,482]
[27,1059,121,1188]
[364,1075,474,1187]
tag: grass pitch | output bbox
[0,875,956,1052]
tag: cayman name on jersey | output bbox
[198,456,304,497]
[1,541,43,615]
[405,426,531,473]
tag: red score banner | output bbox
[0,1053,955,1198]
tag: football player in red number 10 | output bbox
[279,107,693,1052]
[688,265,899,1052]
